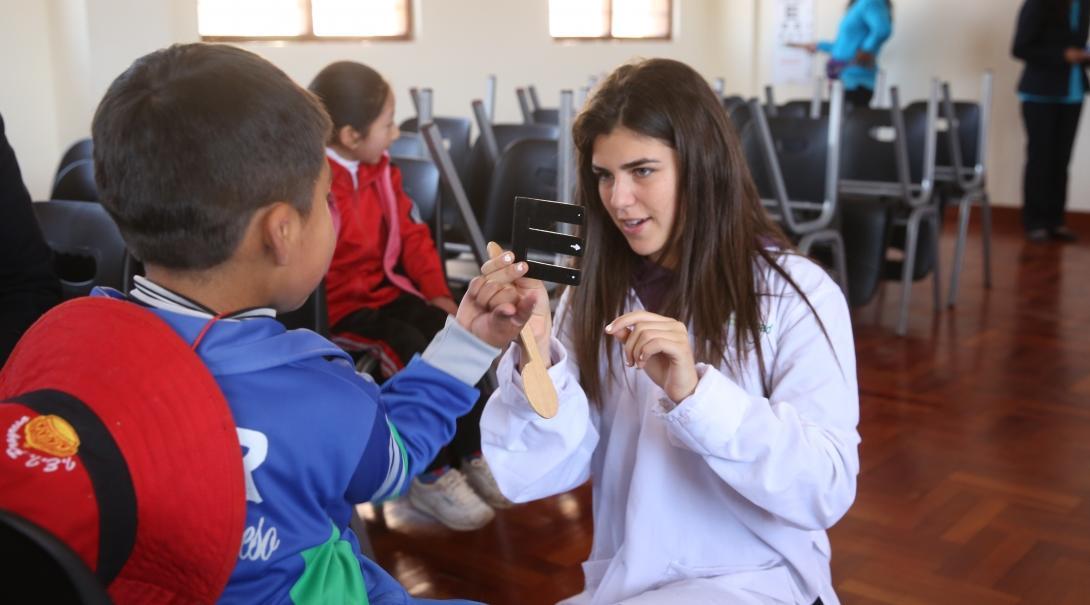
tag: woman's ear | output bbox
[336,124,359,149]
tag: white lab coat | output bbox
[481,254,859,605]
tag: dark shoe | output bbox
[1025,228,1050,243]
[1050,226,1079,242]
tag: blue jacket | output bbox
[817,0,893,92]
[94,288,492,604]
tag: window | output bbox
[198,0,412,41]
[549,0,671,40]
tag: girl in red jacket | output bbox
[309,61,508,530]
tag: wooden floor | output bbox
[362,208,1090,604]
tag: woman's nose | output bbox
[606,178,635,210]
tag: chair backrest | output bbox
[777,100,814,119]
[532,108,559,125]
[722,95,746,113]
[481,138,558,246]
[32,199,128,300]
[729,101,755,136]
[0,510,111,604]
[278,282,329,336]
[399,116,472,179]
[393,156,442,234]
[839,107,906,185]
[465,122,559,217]
[742,84,844,236]
[742,106,833,204]
[421,123,489,265]
[55,138,93,180]
[904,100,979,178]
[388,133,428,160]
[897,85,941,198]
[51,159,98,202]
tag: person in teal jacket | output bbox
[792,0,893,108]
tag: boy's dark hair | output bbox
[308,62,391,140]
[92,43,331,270]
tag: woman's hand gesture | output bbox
[606,311,698,404]
[479,243,553,366]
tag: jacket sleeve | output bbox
[480,291,601,503]
[1012,0,1070,67]
[860,1,892,54]
[345,318,499,502]
[657,261,860,531]
[391,166,451,301]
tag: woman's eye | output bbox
[595,172,613,182]
[634,167,654,177]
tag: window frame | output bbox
[550,0,673,42]
[198,0,415,43]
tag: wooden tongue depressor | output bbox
[487,242,558,419]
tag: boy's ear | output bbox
[260,202,303,267]
[336,124,359,149]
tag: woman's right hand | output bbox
[483,243,552,366]
[787,41,818,54]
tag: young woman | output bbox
[1013,0,1089,242]
[479,59,859,604]
[309,62,510,531]
[792,0,893,108]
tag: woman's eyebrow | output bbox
[619,158,660,170]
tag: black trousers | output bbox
[333,294,486,472]
[1021,101,1084,232]
[844,87,874,110]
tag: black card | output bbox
[511,197,585,286]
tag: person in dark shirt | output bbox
[0,113,61,365]
[1012,0,1090,242]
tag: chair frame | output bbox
[938,73,993,308]
[749,81,849,294]
[838,81,943,335]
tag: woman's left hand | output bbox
[606,311,698,404]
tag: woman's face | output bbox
[591,126,680,267]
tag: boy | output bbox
[90,43,535,603]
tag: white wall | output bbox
[0,1,62,201]
[2,0,1088,212]
[749,0,1090,213]
[1,0,730,200]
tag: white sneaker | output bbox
[462,456,514,509]
[408,468,494,531]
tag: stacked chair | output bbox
[838,81,943,335]
[741,82,849,294]
[905,73,993,307]
[517,85,559,125]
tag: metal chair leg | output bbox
[980,192,993,289]
[930,208,942,313]
[946,194,971,308]
[831,234,849,296]
[897,210,923,336]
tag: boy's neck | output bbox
[144,263,273,315]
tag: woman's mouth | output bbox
[619,217,650,234]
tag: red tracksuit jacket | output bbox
[324,154,450,328]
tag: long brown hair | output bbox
[569,58,828,404]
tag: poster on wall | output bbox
[773,0,815,85]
